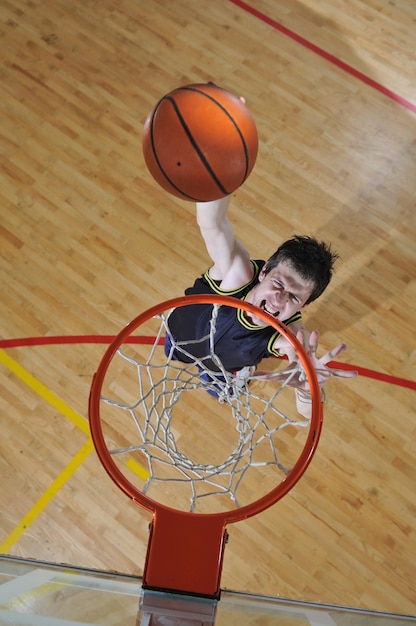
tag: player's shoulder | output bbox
[251,259,266,275]
[216,258,265,290]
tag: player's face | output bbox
[245,260,314,325]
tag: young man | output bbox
[166,196,356,416]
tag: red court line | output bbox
[1,335,415,391]
[229,0,416,114]
[0,335,161,347]
[327,361,416,391]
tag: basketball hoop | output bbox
[89,295,323,599]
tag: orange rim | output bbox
[88,294,324,525]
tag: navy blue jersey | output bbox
[166,260,302,372]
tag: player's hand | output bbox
[287,329,358,390]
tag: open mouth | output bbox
[260,300,280,318]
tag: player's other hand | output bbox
[291,329,358,390]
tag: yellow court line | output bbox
[0,348,89,436]
[0,347,150,552]
[0,438,94,553]
[126,457,151,483]
[0,347,92,551]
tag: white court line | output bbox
[0,567,141,626]
[0,569,58,604]
[0,567,140,603]
[0,609,93,626]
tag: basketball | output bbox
[142,83,258,202]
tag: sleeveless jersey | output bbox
[167,260,302,372]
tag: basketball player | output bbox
[166,195,356,417]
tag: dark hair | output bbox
[264,235,339,304]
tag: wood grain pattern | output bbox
[0,0,415,616]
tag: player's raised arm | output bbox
[196,196,254,289]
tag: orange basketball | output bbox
[142,83,258,202]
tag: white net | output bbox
[97,303,316,513]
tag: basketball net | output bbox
[89,295,323,600]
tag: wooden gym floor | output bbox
[0,0,415,616]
